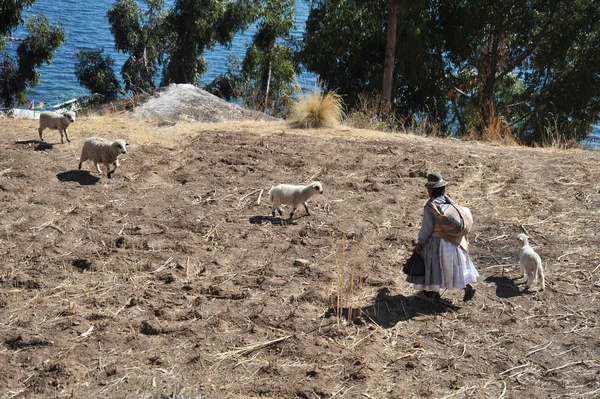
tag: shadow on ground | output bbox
[249,215,294,226]
[16,140,53,151]
[484,276,524,298]
[325,288,460,328]
[57,170,101,185]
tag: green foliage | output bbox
[162,0,259,85]
[299,0,600,145]
[0,0,35,39]
[203,54,245,101]
[0,8,64,108]
[299,1,387,109]
[74,49,121,101]
[437,0,600,143]
[205,0,299,117]
[105,0,263,101]
[239,0,298,115]
[241,43,298,116]
[299,0,447,124]
[107,0,167,94]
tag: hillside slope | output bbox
[1,117,599,398]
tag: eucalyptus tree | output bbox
[299,0,447,123]
[206,0,298,116]
[382,0,397,116]
[436,0,600,143]
[300,0,600,144]
[107,0,167,94]
[240,0,297,114]
[161,0,260,86]
[299,1,387,109]
[74,49,121,101]
[0,1,64,108]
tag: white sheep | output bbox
[517,233,545,291]
[268,181,324,219]
[78,137,127,179]
[38,111,76,144]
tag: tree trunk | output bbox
[259,52,272,112]
[381,0,398,117]
[263,61,272,112]
[481,32,500,130]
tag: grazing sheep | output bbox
[78,137,127,179]
[38,111,76,144]
[268,181,324,219]
[517,233,545,291]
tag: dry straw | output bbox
[331,234,367,326]
[214,335,292,360]
[289,89,345,129]
[481,107,517,145]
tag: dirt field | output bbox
[1,116,599,399]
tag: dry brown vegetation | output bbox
[1,115,599,399]
[289,90,344,129]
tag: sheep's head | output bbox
[63,111,76,123]
[310,181,324,194]
[517,233,529,243]
[113,139,127,154]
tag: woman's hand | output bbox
[412,240,423,252]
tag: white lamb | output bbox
[268,181,324,219]
[38,111,76,144]
[78,137,127,179]
[517,233,545,291]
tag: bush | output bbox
[346,93,405,132]
[288,89,344,128]
[74,48,121,101]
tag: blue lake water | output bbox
[15,0,315,106]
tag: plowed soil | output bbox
[1,116,599,399]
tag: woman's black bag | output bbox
[403,252,425,276]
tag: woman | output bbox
[409,172,478,301]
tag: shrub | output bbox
[74,48,121,101]
[289,89,344,128]
[463,105,517,145]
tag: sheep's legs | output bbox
[524,266,545,291]
[288,203,311,219]
[303,202,311,216]
[38,127,45,142]
[539,266,546,290]
[93,162,102,175]
[62,128,70,143]
[272,204,283,218]
[106,162,117,179]
[524,268,535,290]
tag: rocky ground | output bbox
[0,111,599,398]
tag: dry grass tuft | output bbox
[482,110,517,146]
[346,94,389,131]
[464,105,517,145]
[539,112,583,149]
[289,90,345,129]
[331,235,367,326]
